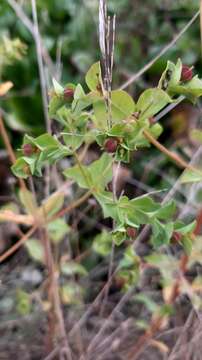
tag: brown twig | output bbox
[41,227,72,359]
[0,225,37,262]
[0,116,26,189]
[51,189,92,220]
[0,211,33,225]
[0,190,92,262]
[143,129,201,174]
[127,254,189,360]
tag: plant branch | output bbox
[52,190,92,220]
[0,211,33,225]
[127,254,189,360]
[143,129,201,173]
[0,190,92,262]
[0,225,37,263]
[30,0,50,133]
[0,115,26,189]
[41,227,72,359]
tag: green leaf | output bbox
[88,153,113,190]
[64,153,113,191]
[136,88,172,120]
[85,61,102,91]
[62,132,85,151]
[94,190,116,219]
[181,236,193,255]
[112,231,126,246]
[158,59,182,89]
[110,90,135,121]
[25,238,44,263]
[61,261,87,276]
[38,192,64,219]
[16,290,31,316]
[118,245,138,268]
[190,129,202,144]
[11,158,30,179]
[146,253,178,284]
[73,83,85,100]
[52,78,64,95]
[169,76,202,103]
[29,133,58,150]
[151,220,173,247]
[60,283,83,305]
[64,163,91,189]
[49,95,65,117]
[180,169,202,184]
[19,189,37,215]
[174,220,196,235]
[135,293,158,313]
[149,123,163,139]
[93,90,135,129]
[93,230,112,256]
[93,99,108,130]
[155,200,176,220]
[47,219,70,243]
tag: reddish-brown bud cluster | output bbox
[126,227,137,238]
[22,143,35,156]
[64,88,74,99]
[180,65,193,82]
[104,138,118,153]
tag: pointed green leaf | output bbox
[47,219,70,243]
[25,238,44,263]
[137,88,172,120]
[52,78,64,95]
[180,169,202,184]
[151,220,173,247]
[85,62,102,91]
[19,189,37,216]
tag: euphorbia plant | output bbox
[1,57,202,357]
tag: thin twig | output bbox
[143,129,202,173]
[0,115,26,189]
[30,0,50,133]
[127,254,189,360]
[99,161,120,317]
[0,225,37,262]
[0,189,92,262]
[41,227,72,360]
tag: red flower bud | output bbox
[22,143,34,156]
[126,227,137,238]
[64,88,74,99]
[104,138,118,153]
[172,231,182,243]
[180,65,193,82]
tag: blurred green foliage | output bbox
[0,0,201,144]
